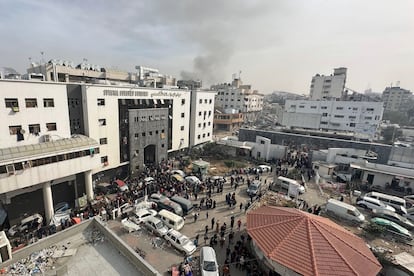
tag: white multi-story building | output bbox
[0,80,100,224]
[189,90,216,147]
[212,78,263,123]
[282,100,384,139]
[310,67,347,100]
[0,79,214,225]
[381,86,412,112]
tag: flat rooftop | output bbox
[1,219,159,275]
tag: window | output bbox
[180,126,184,131]
[181,99,185,105]
[181,112,185,118]
[209,99,212,104]
[134,133,139,139]
[322,113,328,117]
[161,129,165,133]
[207,133,210,136]
[203,134,206,138]
[99,138,108,145]
[9,125,21,135]
[290,105,296,108]
[198,123,201,128]
[101,156,108,163]
[5,98,18,108]
[365,116,372,120]
[97,98,105,106]
[367,108,374,111]
[299,105,305,108]
[98,119,106,126]
[149,131,153,135]
[199,99,202,104]
[46,123,57,131]
[25,98,37,108]
[208,122,211,126]
[336,107,343,110]
[352,107,358,111]
[28,124,41,135]
[208,111,212,116]
[261,140,265,144]
[161,144,165,148]
[320,122,328,125]
[310,106,317,109]
[199,112,202,116]
[197,135,201,139]
[334,115,344,118]
[142,132,146,137]
[349,116,356,119]
[321,106,327,109]
[43,98,55,107]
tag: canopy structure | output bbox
[247,206,382,276]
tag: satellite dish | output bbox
[20,129,26,134]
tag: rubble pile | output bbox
[3,245,58,275]
[250,191,294,210]
[86,228,105,245]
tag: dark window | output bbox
[134,133,139,139]
[99,138,108,145]
[199,99,202,104]
[181,99,185,105]
[180,126,184,131]
[9,125,22,135]
[43,98,55,107]
[199,111,202,116]
[29,124,41,134]
[181,113,185,118]
[25,98,38,108]
[101,156,108,163]
[142,132,146,137]
[350,123,356,127]
[46,123,57,131]
[197,135,201,139]
[209,99,212,104]
[97,98,105,106]
[149,131,153,135]
[322,113,328,117]
[161,144,165,148]
[336,107,343,110]
[5,98,18,108]
[99,119,106,126]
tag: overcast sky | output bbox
[1,0,413,94]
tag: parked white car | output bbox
[143,216,169,237]
[121,218,141,233]
[357,197,395,212]
[164,229,196,256]
[257,165,271,173]
[130,208,157,224]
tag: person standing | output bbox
[206,211,209,220]
[230,216,235,229]
[237,219,242,231]
[211,217,215,229]
[205,225,209,235]
[239,202,243,212]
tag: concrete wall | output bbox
[0,219,161,276]
[239,128,392,164]
[93,219,161,276]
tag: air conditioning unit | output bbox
[11,106,19,112]
[6,165,15,175]
[43,135,51,143]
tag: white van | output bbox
[326,199,365,223]
[365,192,407,214]
[275,176,305,196]
[158,209,185,231]
[200,246,219,276]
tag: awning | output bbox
[115,179,126,187]
[172,174,184,182]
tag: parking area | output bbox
[106,171,274,275]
